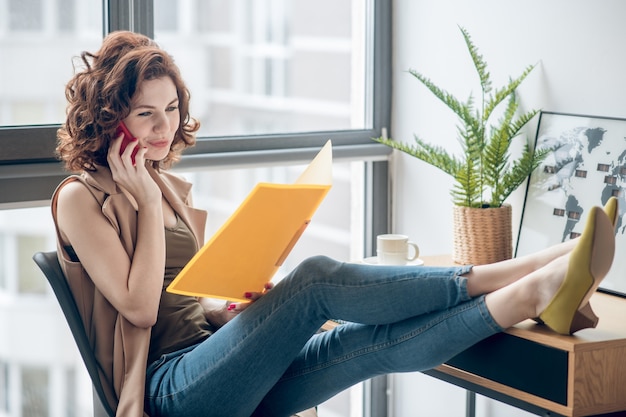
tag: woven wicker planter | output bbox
[452,204,513,265]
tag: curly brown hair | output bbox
[56,31,200,172]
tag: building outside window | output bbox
[153,0,368,138]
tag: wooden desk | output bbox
[421,255,626,417]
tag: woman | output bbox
[53,31,616,417]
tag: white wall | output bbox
[390,1,626,416]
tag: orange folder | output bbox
[167,140,333,301]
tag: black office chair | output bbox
[33,251,114,417]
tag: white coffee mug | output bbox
[376,234,420,265]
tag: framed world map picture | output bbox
[516,111,626,297]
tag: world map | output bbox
[516,112,626,296]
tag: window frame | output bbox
[0,0,392,413]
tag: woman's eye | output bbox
[166,106,179,112]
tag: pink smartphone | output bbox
[115,122,138,164]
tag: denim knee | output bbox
[290,255,342,282]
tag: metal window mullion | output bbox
[363,0,392,416]
[104,0,154,37]
[364,160,390,258]
[372,0,392,134]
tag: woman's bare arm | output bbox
[57,179,165,328]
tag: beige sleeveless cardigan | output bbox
[51,165,207,417]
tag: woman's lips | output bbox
[148,139,171,148]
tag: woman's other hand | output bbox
[200,299,239,328]
[200,283,274,327]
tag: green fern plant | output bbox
[375,26,550,208]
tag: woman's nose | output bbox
[153,113,170,133]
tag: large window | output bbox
[0,1,391,416]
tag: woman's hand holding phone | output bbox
[108,123,160,208]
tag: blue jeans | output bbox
[145,256,503,417]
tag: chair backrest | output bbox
[33,251,115,417]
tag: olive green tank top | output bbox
[148,216,214,364]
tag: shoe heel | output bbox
[532,302,598,331]
[569,303,599,333]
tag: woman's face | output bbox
[122,76,180,162]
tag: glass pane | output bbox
[18,235,48,294]
[0,0,103,127]
[21,366,49,417]
[9,0,43,31]
[154,0,371,137]
[0,206,92,416]
[0,207,54,294]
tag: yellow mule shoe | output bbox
[566,196,620,332]
[538,206,615,335]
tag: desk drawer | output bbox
[446,332,568,405]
